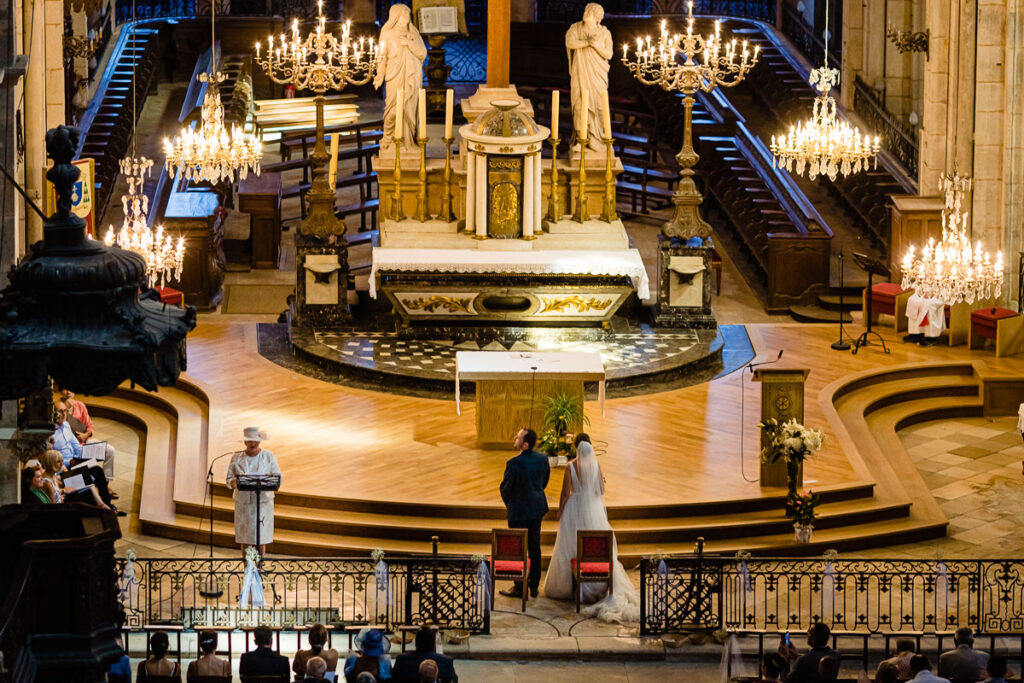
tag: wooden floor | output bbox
[186,319,1022,510]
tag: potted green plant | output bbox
[758,418,825,499]
[537,393,589,460]
[790,490,820,543]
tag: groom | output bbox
[499,427,550,599]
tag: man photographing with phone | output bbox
[777,623,841,683]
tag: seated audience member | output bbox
[40,449,109,508]
[187,630,230,679]
[294,624,339,680]
[983,654,1008,683]
[753,652,786,682]
[391,627,457,683]
[56,384,117,486]
[22,466,51,505]
[783,623,841,683]
[137,630,180,679]
[817,656,839,682]
[417,661,438,683]
[109,605,132,682]
[938,627,989,682]
[877,638,916,681]
[909,654,949,683]
[344,629,391,682]
[300,656,327,683]
[354,675,376,683]
[51,401,121,514]
[240,625,290,678]
[876,662,900,683]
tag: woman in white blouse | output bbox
[226,426,281,557]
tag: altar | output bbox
[455,351,605,448]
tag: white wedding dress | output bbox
[542,443,640,624]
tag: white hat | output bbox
[242,426,268,442]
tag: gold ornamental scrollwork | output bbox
[401,295,473,314]
[537,296,614,314]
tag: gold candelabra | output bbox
[441,135,454,223]
[254,0,377,237]
[572,145,588,223]
[389,151,405,221]
[621,2,758,239]
[544,136,561,226]
[415,136,429,222]
[601,137,617,222]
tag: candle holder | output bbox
[572,144,588,223]
[441,135,454,223]
[600,137,617,223]
[415,136,429,222]
[389,148,405,222]
[544,136,561,227]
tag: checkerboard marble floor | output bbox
[878,416,1024,558]
[314,327,702,380]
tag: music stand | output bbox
[236,473,281,552]
[851,252,891,355]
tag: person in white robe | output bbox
[226,426,281,557]
[374,4,427,150]
[905,293,945,346]
[542,440,640,624]
[565,3,614,152]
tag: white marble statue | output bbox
[375,3,428,150]
[565,3,613,152]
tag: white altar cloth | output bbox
[455,351,606,416]
[370,248,651,301]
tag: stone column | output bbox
[884,0,914,118]
[919,0,952,193]
[971,0,1006,258]
[840,0,865,109]
[522,153,534,238]
[1004,0,1024,306]
[475,154,487,237]
[533,150,542,232]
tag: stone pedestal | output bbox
[654,236,716,329]
[293,233,350,328]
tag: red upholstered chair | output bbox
[571,530,614,613]
[969,307,1024,357]
[155,286,184,307]
[862,282,912,332]
[490,528,529,612]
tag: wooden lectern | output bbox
[752,367,810,487]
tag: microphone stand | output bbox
[739,350,784,483]
[200,451,236,599]
[831,252,852,351]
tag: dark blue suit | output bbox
[499,448,550,591]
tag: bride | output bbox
[542,438,640,624]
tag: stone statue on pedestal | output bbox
[375,3,428,150]
[565,3,613,152]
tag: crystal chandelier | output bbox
[620,2,759,238]
[163,0,262,183]
[770,0,880,181]
[104,157,185,288]
[901,172,1004,305]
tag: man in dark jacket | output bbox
[239,625,290,678]
[499,427,550,599]
[784,623,841,683]
[391,627,458,683]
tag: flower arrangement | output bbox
[245,546,261,564]
[789,490,820,526]
[125,548,137,562]
[371,548,385,563]
[538,393,590,459]
[759,418,825,496]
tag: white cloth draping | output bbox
[370,248,651,301]
[906,293,946,337]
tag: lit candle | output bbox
[622,43,627,60]
[579,88,588,141]
[395,87,404,142]
[444,89,453,139]
[602,91,612,140]
[256,42,261,58]
[418,88,427,140]
[329,132,339,188]
[551,90,559,136]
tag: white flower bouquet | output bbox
[758,418,825,465]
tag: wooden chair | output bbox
[571,530,614,613]
[969,306,1024,357]
[490,528,529,612]
[862,282,911,332]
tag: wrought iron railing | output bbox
[853,75,919,180]
[640,555,1024,636]
[116,556,490,634]
[780,2,840,75]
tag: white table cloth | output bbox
[455,351,606,416]
[370,248,651,301]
